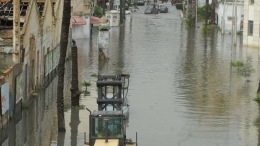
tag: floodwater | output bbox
[1,2,260,146]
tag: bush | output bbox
[237,57,255,81]
[93,5,103,18]
[231,61,244,67]
[185,18,192,27]
[202,25,211,34]
[254,93,260,102]
[197,4,212,20]
[176,3,183,10]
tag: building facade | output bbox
[243,0,260,47]
[216,0,244,33]
[0,0,63,128]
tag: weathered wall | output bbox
[0,0,64,129]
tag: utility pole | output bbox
[222,0,226,34]
[13,0,20,63]
[234,0,237,46]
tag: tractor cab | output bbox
[89,111,127,146]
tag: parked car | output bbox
[137,0,145,6]
[125,3,129,10]
[144,5,159,14]
[125,10,132,15]
[159,4,168,13]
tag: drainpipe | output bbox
[13,0,20,63]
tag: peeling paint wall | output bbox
[0,0,64,128]
[21,0,63,101]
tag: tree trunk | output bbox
[257,80,260,93]
[103,0,106,16]
[191,0,196,26]
[57,0,71,132]
[120,0,123,24]
[188,0,192,20]
[211,0,215,25]
[205,0,209,25]
[70,109,80,146]
[123,0,125,20]
[71,41,80,106]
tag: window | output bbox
[248,20,253,36]
[91,117,123,138]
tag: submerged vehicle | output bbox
[85,74,137,146]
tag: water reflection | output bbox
[0,77,57,146]
[70,109,80,146]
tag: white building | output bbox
[243,0,260,47]
[216,0,244,33]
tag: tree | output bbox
[71,40,80,106]
[211,0,215,25]
[120,0,123,24]
[205,0,209,25]
[57,0,71,132]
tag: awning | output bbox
[72,17,86,25]
[91,16,100,25]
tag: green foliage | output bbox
[93,5,103,18]
[35,88,41,93]
[197,4,212,20]
[82,81,91,87]
[0,71,3,76]
[231,61,244,67]
[133,0,137,6]
[64,103,71,112]
[175,3,183,10]
[128,0,137,6]
[254,94,260,102]
[202,25,211,34]
[66,56,72,61]
[22,103,29,109]
[236,57,255,81]
[91,73,98,77]
[237,31,242,35]
[71,105,85,110]
[185,18,192,27]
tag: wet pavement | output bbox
[1,1,260,146]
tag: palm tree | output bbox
[71,40,80,106]
[205,0,209,25]
[57,0,71,132]
[211,0,215,25]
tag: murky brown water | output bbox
[1,2,260,146]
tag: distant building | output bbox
[216,0,244,33]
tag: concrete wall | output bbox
[216,2,244,33]
[72,15,91,39]
[243,0,260,47]
[71,0,91,39]
[0,0,64,128]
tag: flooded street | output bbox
[2,2,260,146]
